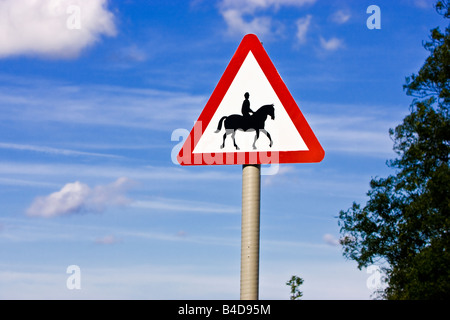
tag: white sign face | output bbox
[192,52,308,154]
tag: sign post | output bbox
[240,164,261,300]
[177,34,324,300]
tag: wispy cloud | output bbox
[95,234,123,245]
[0,177,59,188]
[319,36,344,51]
[0,263,240,299]
[0,0,116,59]
[0,216,239,247]
[218,0,316,38]
[219,0,317,13]
[305,103,401,157]
[0,162,241,182]
[0,80,206,131]
[120,45,148,63]
[295,15,312,45]
[131,197,240,214]
[0,142,122,159]
[412,0,433,9]
[0,79,206,131]
[330,9,351,24]
[26,177,136,218]
[118,229,240,247]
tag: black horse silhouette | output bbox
[215,104,275,150]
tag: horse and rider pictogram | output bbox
[215,92,275,150]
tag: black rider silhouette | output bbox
[241,92,254,122]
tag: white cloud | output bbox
[319,36,344,51]
[262,165,296,186]
[221,9,274,37]
[295,15,312,44]
[27,181,90,217]
[330,9,351,24]
[26,177,135,218]
[218,0,316,38]
[88,177,136,212]
[323,233,340,246]
[0,0,116,59]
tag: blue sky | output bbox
[0,0,445,299]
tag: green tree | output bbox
[338,1,450,300]
[286,275,304,300]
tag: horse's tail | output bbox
[215,116,227,132]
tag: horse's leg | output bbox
[252,129,260,150]
[262,129,273,147]
[231,130,239,150]
[221,130,230,149]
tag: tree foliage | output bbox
[286,275,304,300]
[338,1,450,300]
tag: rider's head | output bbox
[244,92,250,99]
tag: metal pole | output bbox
[240,164,261,300]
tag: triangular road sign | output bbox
[177,34,324,166]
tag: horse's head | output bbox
[255,104,275,122]
[268,104,275,120]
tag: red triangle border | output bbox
[177,34,324,166]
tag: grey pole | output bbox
[240,164,261,300]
